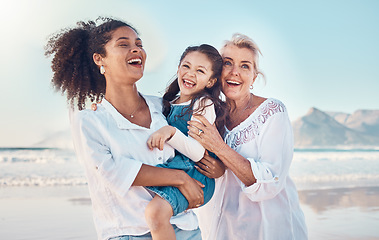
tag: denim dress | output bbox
[147,104,215,216]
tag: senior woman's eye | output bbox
[241,64,250,69]
[223,61,232,67]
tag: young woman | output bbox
[45,17,203,240]
[144,44,227,240]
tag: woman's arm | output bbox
[188,115,256,186]
[194,151,225,179]
[133,164,205,208]
[189,106,295,201]
[72,110,204,208]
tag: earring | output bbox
[250,84,254,90]
[100,65,105,75]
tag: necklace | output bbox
[129,94,142,118]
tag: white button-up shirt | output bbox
[70,94,198,240]
[195,98,308,240]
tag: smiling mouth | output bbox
[226,80,241,86]
[183,79,196,88]
[127,58,142,65]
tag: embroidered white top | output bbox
[195,98,308,240]
[70,94,198,240]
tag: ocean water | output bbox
[1,147,379,191]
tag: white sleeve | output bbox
[166,98,216,162]
[240,109,294,201]
[70,110,142,198]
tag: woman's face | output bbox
[221,45,256,101]
[101,26,147,83]
[177,51,215,102]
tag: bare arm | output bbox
[194,151,226,179]
[188,115,256,186]
[132,164,205,208]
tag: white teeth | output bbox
[127,58,142,64]
[184,79,195,85]
[226,80,241,85]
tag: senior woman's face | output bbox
[221,45,256,101]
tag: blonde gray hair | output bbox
[221,33,263,78]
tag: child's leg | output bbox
[145,195,175,240]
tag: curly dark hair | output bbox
[45,17,138,110]
[162,44,228,136]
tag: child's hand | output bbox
[147,126,176,151]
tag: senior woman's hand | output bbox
[187,115,227,154]
[195,151,225,179]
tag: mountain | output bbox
[327,109,379,137]
[293,108,379,148]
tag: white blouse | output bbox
[70,94,198,240]
[195,98,308,240]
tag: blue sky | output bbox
[1,0,378,147]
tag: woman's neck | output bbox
[228,93,252,113]
[105,83,144,118]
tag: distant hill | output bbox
[293,108,379,148]
[327,109,379,137]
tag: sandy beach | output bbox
[0,186,378,240]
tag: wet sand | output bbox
[0,186,378,239]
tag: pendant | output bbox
[130,115,134,118]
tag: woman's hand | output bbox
[147,126,176,150]
[195,151,225,179]
[188,115,227,154]
[134,165,204,209]
[175,173,205,209]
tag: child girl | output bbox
[145,44,227,240]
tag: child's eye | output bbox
[182,64,190,68]
[197,69,205,74]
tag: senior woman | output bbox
[188,34,308,240]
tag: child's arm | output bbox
[166,98,216,162]
[147,125,176,151]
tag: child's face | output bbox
[177,51,215,102]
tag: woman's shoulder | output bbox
[141,94,163,110]
[246,97,288,128]
[258,97,287,115]
[71,107,105,127]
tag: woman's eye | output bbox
[119,44,128,47]
[241,64,250,69]
[223,61,232,66]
